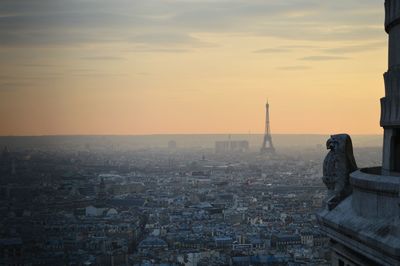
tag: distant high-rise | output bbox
[97,178,107,203]
[215,140,249,153]
[260,102,275,154]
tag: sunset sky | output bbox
[0,0,387,135]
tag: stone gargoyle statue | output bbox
[322,134,358,210]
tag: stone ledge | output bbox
[350,168,400,196]
[318,197,400,265]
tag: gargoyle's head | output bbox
[326,134,358,170]
[326,137,337,151]
[326,134,351,152]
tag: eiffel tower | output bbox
[260,101,275,154]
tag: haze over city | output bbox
[2,1,400,265]
[0,0,387,136]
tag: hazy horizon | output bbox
[0,133,383,151]
[0,132,384,137]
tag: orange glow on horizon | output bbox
[0,1,387,136]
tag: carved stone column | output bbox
[381,0,400,172]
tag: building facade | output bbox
[318,1,400,265]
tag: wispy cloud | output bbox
[277,66,311,71]
[253,48,290,54]
[81,56,124,61]
[323,41,386,54]
[131,48,192,53]
[300,55,348,61]
[0,82,31,92]
[0,0,384,47]
[253,45,318,54]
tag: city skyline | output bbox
[0,0,386,136]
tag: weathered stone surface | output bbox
[322,134,358,210]
[382,0,400,172]
[318,196,400,265]
[318,1,400,265]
